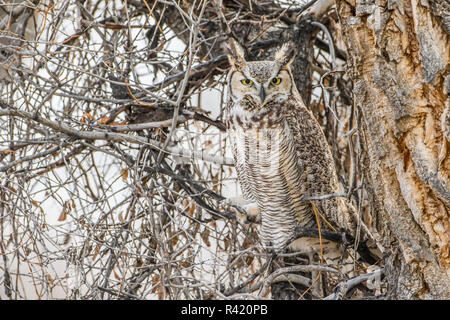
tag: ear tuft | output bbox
[274,41,296,67]
[223,38,247,70]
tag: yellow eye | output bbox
[240,79,253,86]
[271,77,282,85]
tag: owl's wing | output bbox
[286,99,359,234]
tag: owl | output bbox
[223,39,365,269]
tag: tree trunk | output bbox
[337,0,450,299]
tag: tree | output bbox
[0,0,448,300]
[337,0,450,299]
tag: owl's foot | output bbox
[222,199,260,224]
[239,202,261,224]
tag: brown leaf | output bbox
[46,273,54,285]
[120,168,128,180]
[58,201,71,221]
[200,227,211,247]
[179,261,192,268]
[109,121,127,126]
[223,235,230,250]
[81,113,94,123]
[113,269,120,280]
[204,140,213,151]
[1,149,15,154]
[61,233,71,245]
[134,258,143,268]
[242,235,252,249]
[97,116,110,125]
[187,203,195,216]
[118,211,125,224]
[182,199,195,216]
[104,22,126,30]
[58,207,67,221]
[92,243,102,260]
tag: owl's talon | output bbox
[222,199,260,224]
[234,207,249,225]
[242,202,261,223]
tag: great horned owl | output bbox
[224,39,364,264]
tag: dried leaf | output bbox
[58,207,67,221]
[223,235,230,250]
[179,261,192,268]
[204,140,213,151]
[187,203,195,216]
[157,285,164,299]
[242,235,252,249]
[200,227,211,247]
[1,149,15,154]
[46,273,54,285]
[92,243,102,260]
[61,233,71,245]
[109,121,127,126]
[58,201,71,221]
[134,258,143,268]
[113,268,120,280]
[118,211,125,224]
[151,276,162,296]
[245,255,254,266]
[81,113,94,123]
[104,22,126,30]
[97,116,110,124]
[120,168,128,180]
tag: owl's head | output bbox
[224,39,297,108]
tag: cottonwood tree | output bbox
[0,0,448,300]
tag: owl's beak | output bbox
[259,87,265,103]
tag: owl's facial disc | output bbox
[229,62,292,107]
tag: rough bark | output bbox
[337,0,450,299]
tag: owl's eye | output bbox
[271,77,282,85]
[240,79,253,86]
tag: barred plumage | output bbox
[223,39,366,281]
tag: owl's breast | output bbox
[228,115,315,250]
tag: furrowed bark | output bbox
[337,0,450,299]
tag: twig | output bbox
[142,39,280,94]
[0,106,234,167]
[223,254,274,296]
[323,268,384,300]
[259,265,340,297]
[301,192,348,201]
